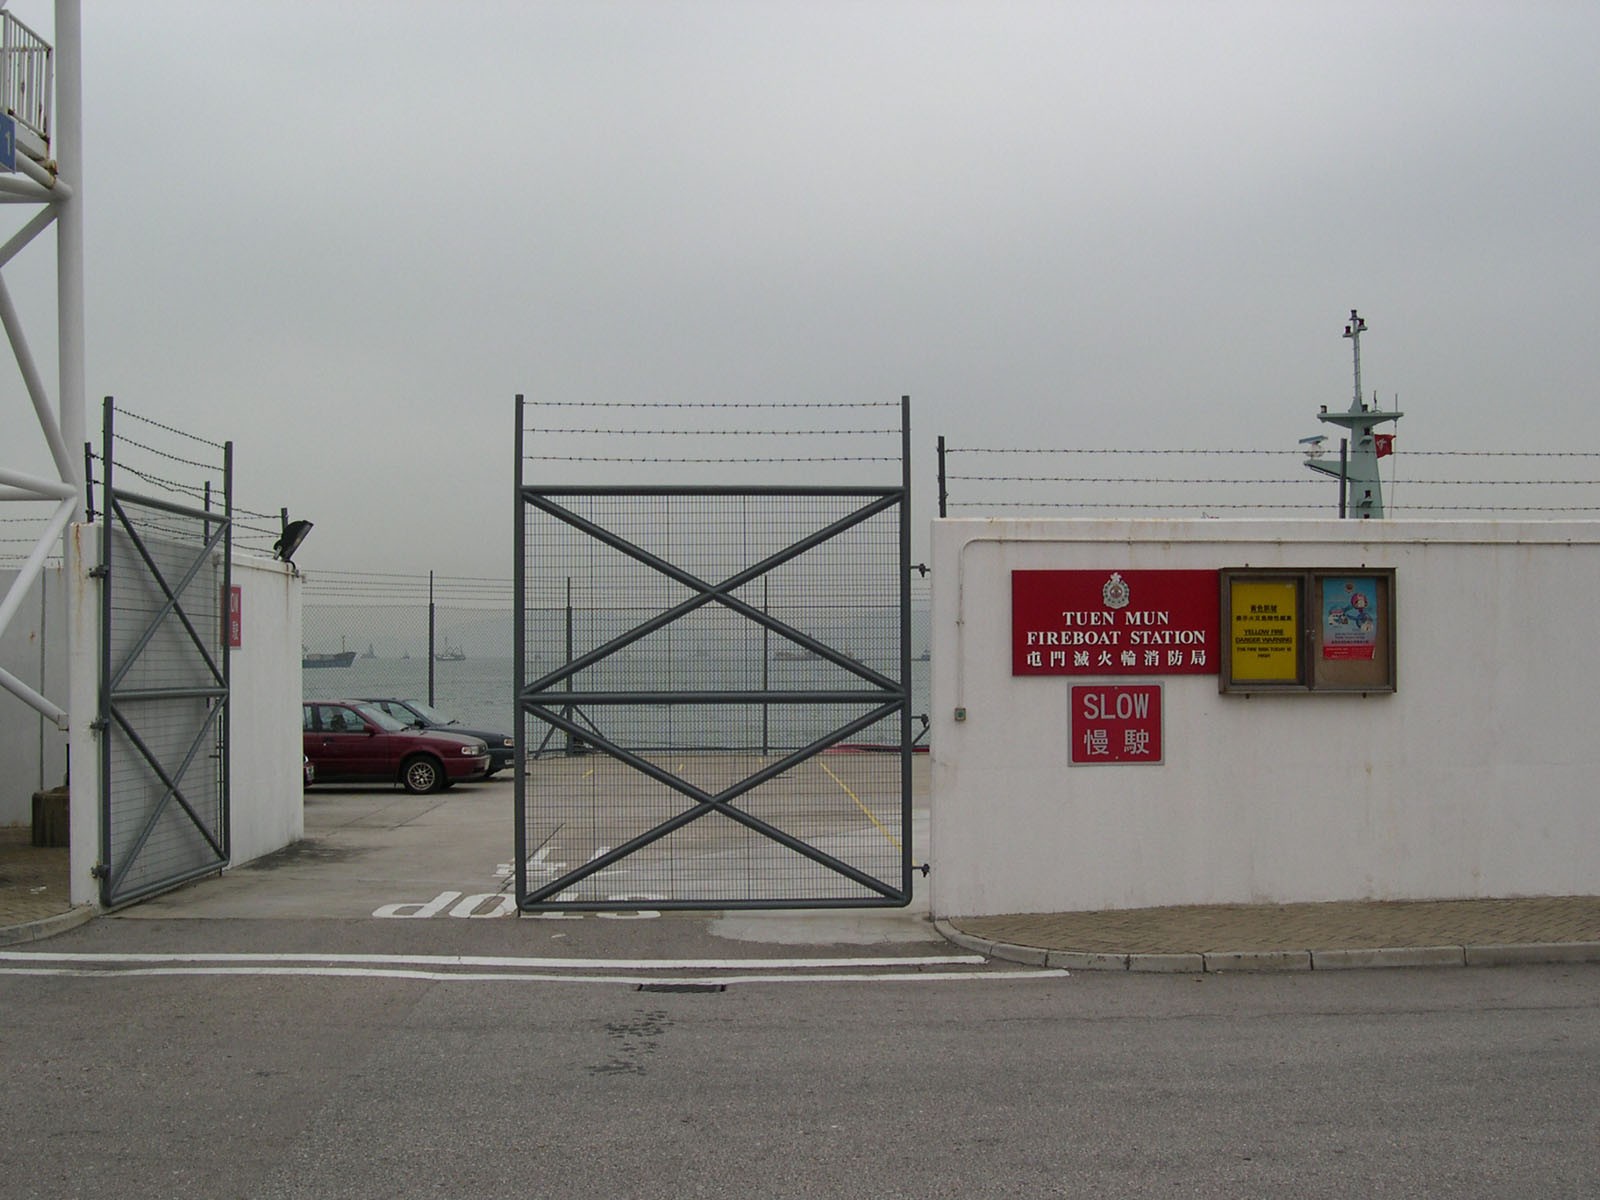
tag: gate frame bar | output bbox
[96,397,232,909]
[513,394,914,911]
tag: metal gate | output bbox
[95,401,231,907]
[514,398,913,911]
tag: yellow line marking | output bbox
[819,761,901,852]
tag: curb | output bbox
[0,905,96,948]
[934,920,1600,973]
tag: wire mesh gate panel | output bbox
[96,405,231,908]
[515,479,913,910]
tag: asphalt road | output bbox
[4,912,1597,1199]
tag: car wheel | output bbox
[402,755,445,794]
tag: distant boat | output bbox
[436,637,466,662]
[303,648,356,669]
[360,643,377,660]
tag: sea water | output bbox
[302,653,933,750]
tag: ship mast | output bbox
[1304,309,1403,517]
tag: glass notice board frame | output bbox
[1219,568,1396,695]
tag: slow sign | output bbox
[1070,683,1163,766]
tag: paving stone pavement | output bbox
[941,895,1600,971]
[0,829,89,944]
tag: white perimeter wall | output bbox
[0,563,68,824]
[67,527,302,905]
[929,519,1600,918]
[228,552,304,865]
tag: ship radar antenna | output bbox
[1303,309,1402,518]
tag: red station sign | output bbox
[1070,684,1163,765]
[1013,569,1219,676]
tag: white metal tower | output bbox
[0,0,81,729]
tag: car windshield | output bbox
[404,700,452,724]
[351,703,406,732]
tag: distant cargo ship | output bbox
[303,649,356,669]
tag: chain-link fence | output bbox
[302,568,931,747]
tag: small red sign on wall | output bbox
[228,585,242,648]
[1013,569,1219,675]
[1070,684,1163,765]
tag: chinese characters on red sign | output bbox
[1012,569,1219,675]
[1070,684,1163,765]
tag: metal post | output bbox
[899,395,913,886]
[1339,438,1348,518]
[512,393,526,903]
[564,575,575,755]
[97,395,113,903]
[936,435,947,518]
[221,438,233,860]
[56,0,86,522]
[762,575,770,757]
[427,570,436,706]
[83,440,94,522]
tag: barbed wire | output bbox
[524,427,898,436]
[950,501,1333,510]
[952,475,1324,485]
[118,406,228,450]
[947,447,1302,455]
[103,461,213,505]
[1403,451,1600,458]
[950,474,1600,486]
[110,433,221,474]
[522,400,898,408]
[949,500,1600,512]
[946,446,1600,458]
[524,454,897,464]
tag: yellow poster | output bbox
[1229,579,1300,682]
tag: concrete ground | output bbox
[4,763,1599,968]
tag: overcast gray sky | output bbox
[7,1,1600,575]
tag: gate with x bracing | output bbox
[514,397,913,911]
[94,400,232,908]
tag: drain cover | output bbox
[635,983,727,994]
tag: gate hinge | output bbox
[909,563,929,577]
[87,565,109,579]
[89,717,109,732]
[90,863,109,881]
[915,862,930,877]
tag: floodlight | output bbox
[274,518,313,564]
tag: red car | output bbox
[302,700,490,793]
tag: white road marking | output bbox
[1,950,986,970]
[0,949,1070,986]
[0,963,1067,986]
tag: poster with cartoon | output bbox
[1322,576,1378,660]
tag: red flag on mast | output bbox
[1373,433,1394,458]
